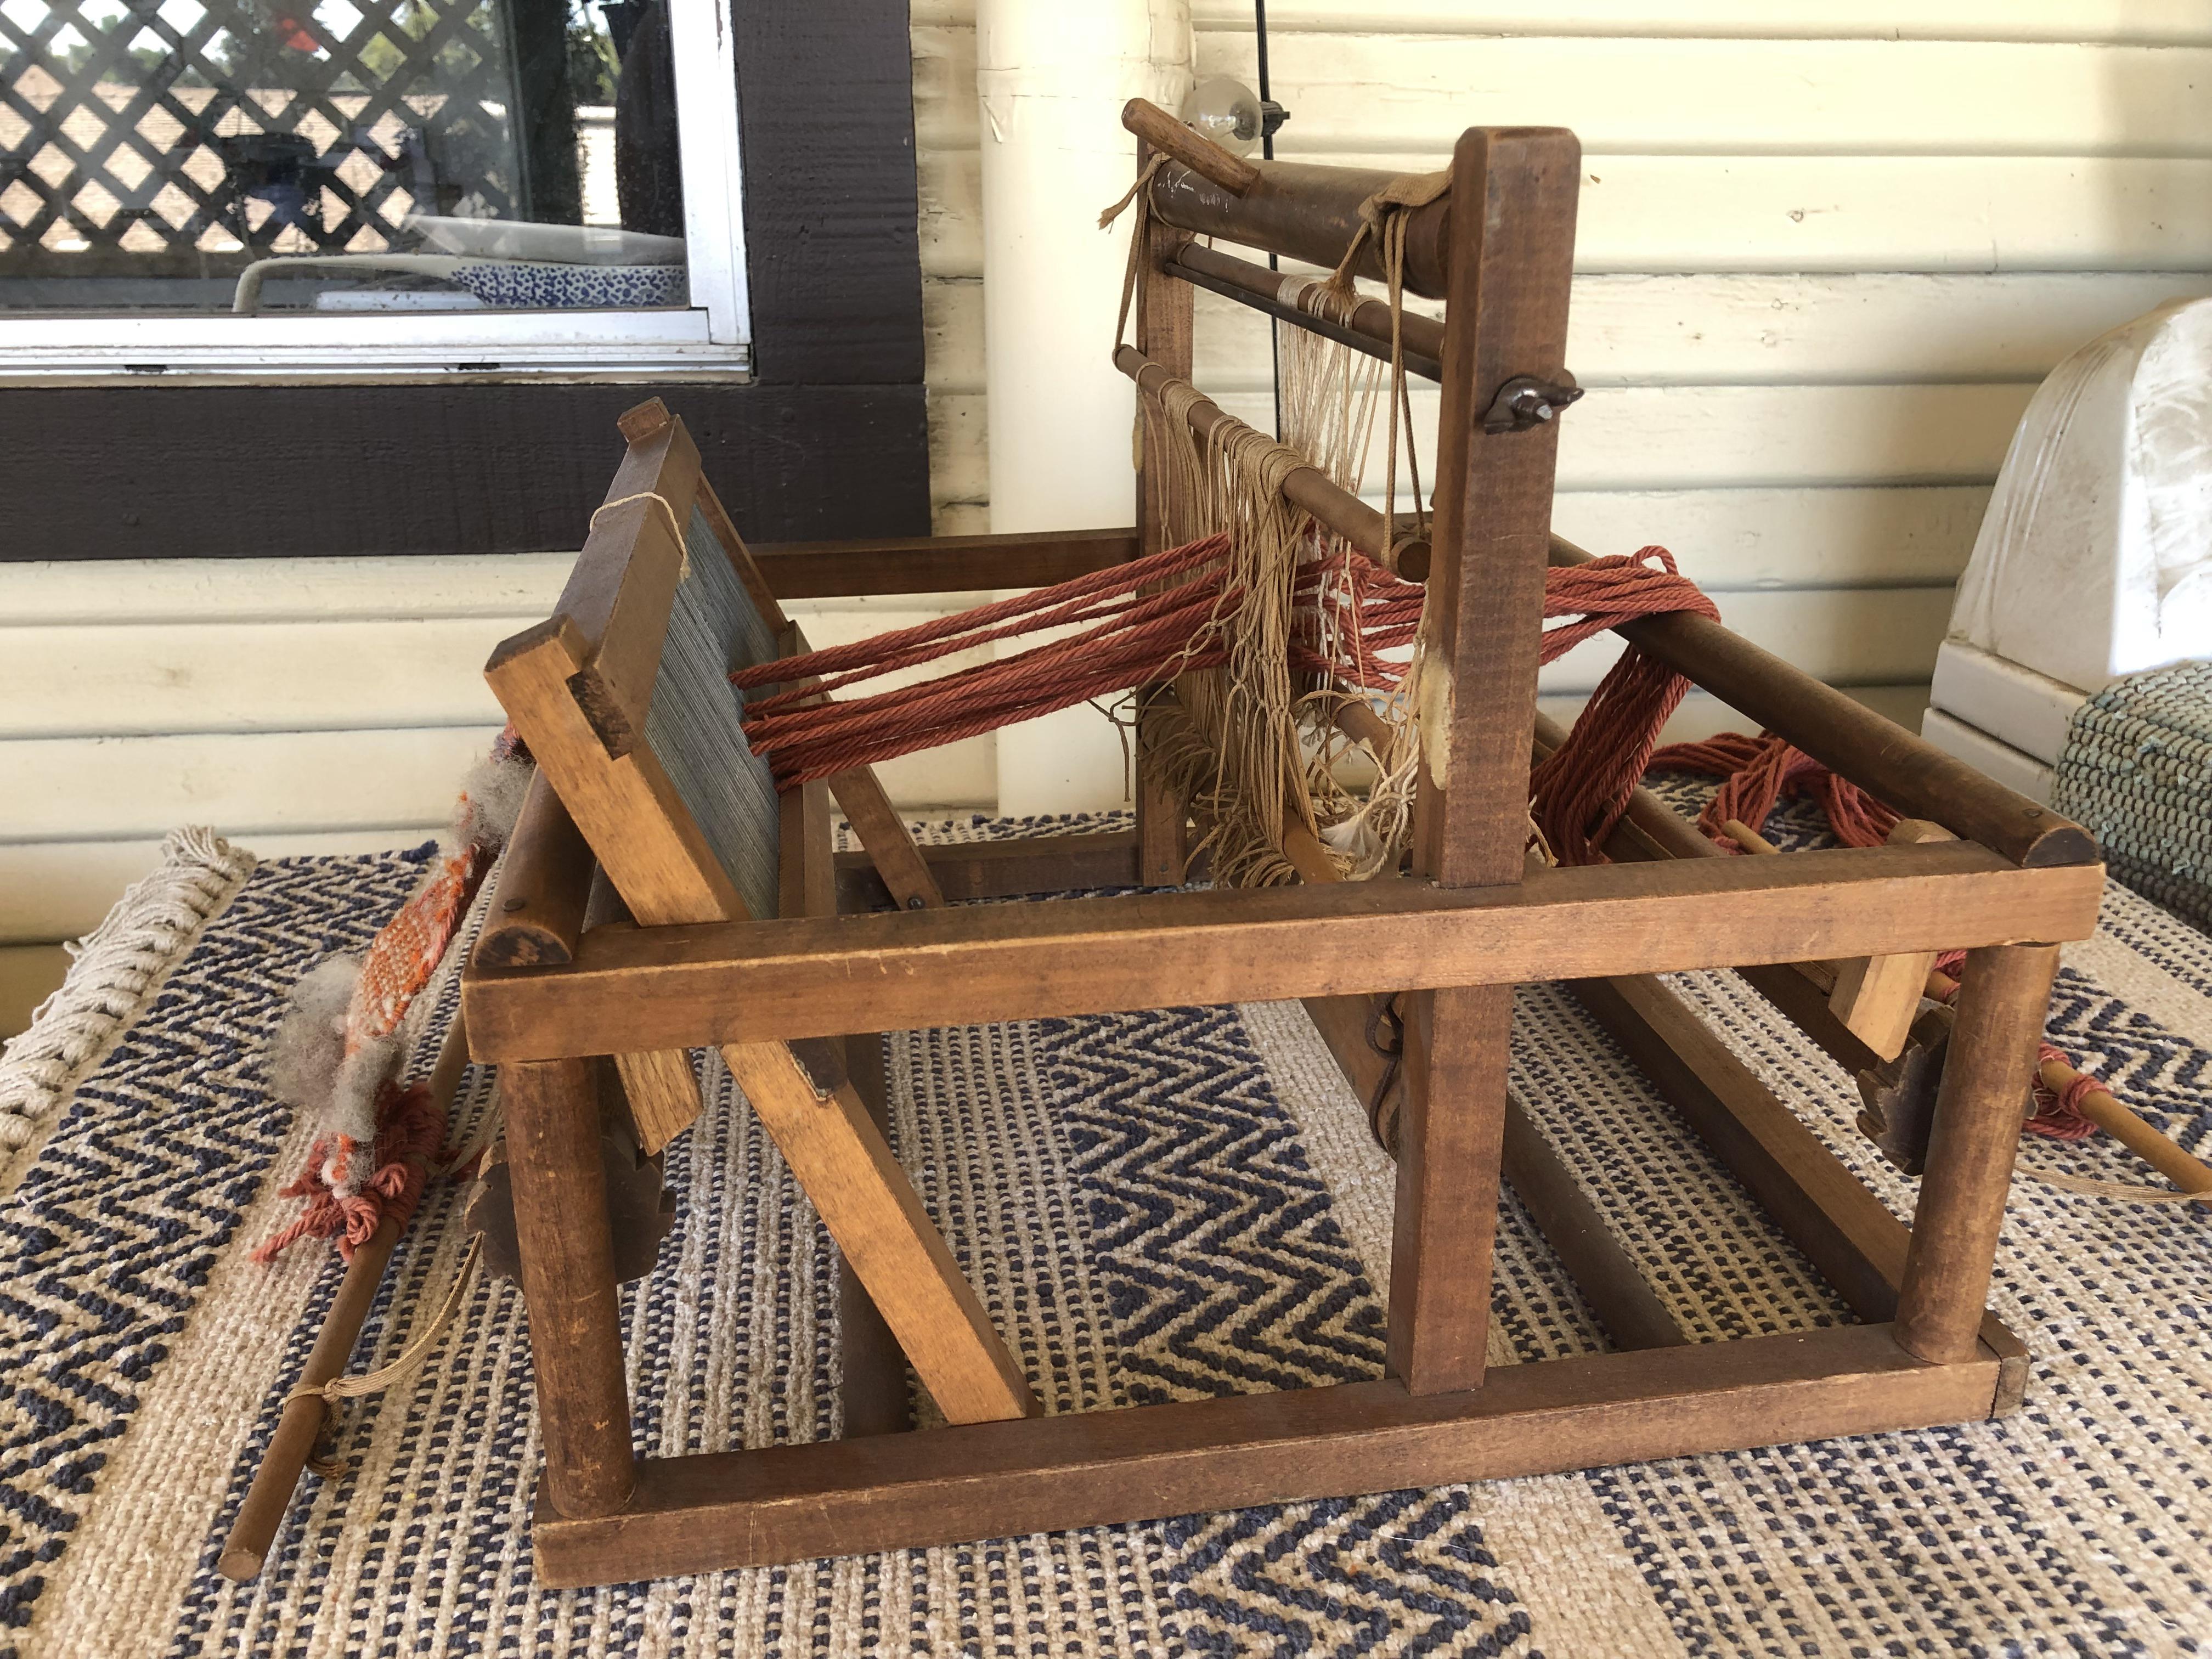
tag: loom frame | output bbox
[462,123,2103,1588]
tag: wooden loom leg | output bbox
[1133,143,1196,887]
[841,1032,916,1436]
[722,1039,1037,1425]
[784,768,918,1435]
[782,771,917,1431]
[505,1056,636,1518]
[1390,985,1517,1390]
[1390,127,1582,1394]
[1894,943,2058,1365]
[1276,807,1685,1352]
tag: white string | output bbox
[591,490,691,577]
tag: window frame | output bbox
[0,0,751,381]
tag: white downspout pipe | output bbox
[977,0,1192,815]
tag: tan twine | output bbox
[2016,1167,2212,1204]
[1296,171,1454,878]
[1101,157,1464,887]
[280,1091,504,1479]
[287,1233,486,1477]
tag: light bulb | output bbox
[1180,76,1263,157]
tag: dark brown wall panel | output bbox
[735,0,926,387]
[0,381,928,559]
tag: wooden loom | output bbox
[461,117,2106,1588]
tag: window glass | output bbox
[0,0,687,312]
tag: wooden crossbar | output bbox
[462,845,2103,1060]
[531,1322,2001,1585]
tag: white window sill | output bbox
[0,309,751,384]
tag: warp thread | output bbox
[736,535,1725,879]
[733,534,1238,787]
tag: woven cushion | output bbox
[2052,657,2212,926]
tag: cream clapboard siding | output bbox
[912,0,2212,761]
[0,555,998,986]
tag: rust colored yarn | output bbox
[737,538,1721,868]
[252,1078,448,1263]
[1528,548,1719,865]
[735,534,1235,786]
[1649,729,1901,852]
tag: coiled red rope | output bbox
[1648,729,1901,851]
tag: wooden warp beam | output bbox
[1149,157,1453,300]
[1166,241,1447,384]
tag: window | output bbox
[0,0,747,376]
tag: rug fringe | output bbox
[0,827,256,1182]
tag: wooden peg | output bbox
[2039,1057,2212,1199]
[1121,97,1261,195]
[617,397,674,441]
[1719,817,1780,857]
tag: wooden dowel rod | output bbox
[1720,819,1781,858]
[1895,944,2059,1365]
[1150,158,1453,300]
[1115,345,1430,579]
[2041,1058,2212,1197]
[1121,97,1260,195]
[1544,536,2095,869]
[218,1011,475,1582]
[506,1054,638,1516]
[1166,242,1445,382]
[475,771,596,969]
[219,1214,403,1580]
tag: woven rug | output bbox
[1,809,2208,1657]
[2054,658,2212,931]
